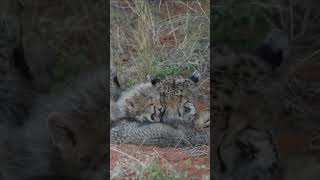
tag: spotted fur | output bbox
[147,71,211,131]
[110,81,164,123]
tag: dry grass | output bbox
[110,144,209,180]
[111,0,210,88]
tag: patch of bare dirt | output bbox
[110,144,210,179]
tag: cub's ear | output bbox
[113,75,121,88]
[146,75,161,86]
[47,112,77,153]
[190,70,201,83]
[111,68,121,88]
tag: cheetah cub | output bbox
[153,71,202,126]
[110,76,164,123]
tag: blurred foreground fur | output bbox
[212,0,320,177]
[0,3,107,179]
[0,69,107,180]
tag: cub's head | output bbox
[154,71,201,122]
[123,77,164,123]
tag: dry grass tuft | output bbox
[111,0,210,88]
[110,144,203,179]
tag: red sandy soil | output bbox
[110,144,210,179]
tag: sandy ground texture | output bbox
[110,144,210,180]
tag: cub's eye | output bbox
[184,106,191,113]
[159,106,165,112]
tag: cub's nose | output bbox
[151,113,161,122]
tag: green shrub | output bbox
[142,162,188,180]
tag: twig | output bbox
[110,146,147,168]
[166,1,177,47]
